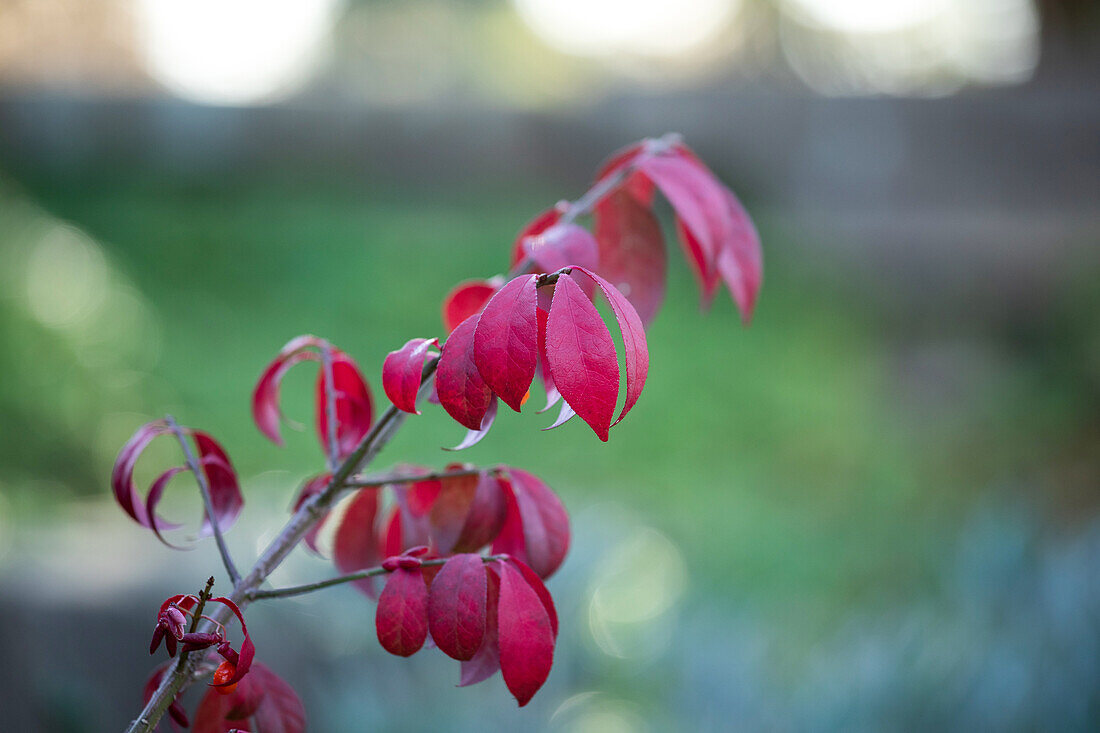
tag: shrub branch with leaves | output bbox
[116,133,763,732]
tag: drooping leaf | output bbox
[510,204,565,269]
[428,554,488,661]
[571,267,649,427]
[593,188,667,325]
[715,187,764,324]
[111,420,170,527]
[452,471,508,553]
[459,565,501,686]
[251,335,322,446]
[544,273,619,441]
[492,469,570,579]
[442,278,501,334]
[376,566,429,657]
[437,313,494,431]
[427,468,481,553]
[333,489,381,597]
[249,664,306,733]
[496,560,555,707]
[506,557,558,638]
[208,597,254,688]
[473,274,539,412]
[535,305,560,413]
[144,466,187,548]
[382,338,439,414]
[315,349,374,461]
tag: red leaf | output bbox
[506,557,558,638]
[510,205,565,269]
[715,187,764,324]
[315,349,374,461]
[452,471,508,553]
[193,663,304,733]
[444,396,498,451]
[145,466,187,548]
[333,489,381,597]
[460,565,501,686]
[492,469,570,579]
[535,305,560,413]
[251,335,322,446]
[427,469,480,554]
[376,567,429,656]
[442,278,500,334]
[208,597,254,687]
[473,274,539,412]
[111,419,170,527]
[544,273,619,441]
[437,313,494,431]
[427,554,488,661]
[192,431,244,537]
[496,560,555,707]
[571,267,649,427]
[521,223,599,274]
[382,337,439,414]
[593,187,667,325]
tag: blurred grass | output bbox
[2,170,1094,637]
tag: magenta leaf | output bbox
[715,187,764,324]
[492,469,570,579]
[442,278,501,334]
[593,187,667,325]
[459,565,501,686]
[535,305,560,413]
[571,266,649,427]
[376,566,429,657]
[315,349,374,461]
[426,467,480,553]
[510,204,565,270]
[521,223,600,274]
[437,313,494,431]
[251,334,323,446]
[544,273,619,441]
[144,466,187,549]
[452,471,508,553]
[428,554,488,661]
[496,560,555,707]
[473,274,539,412]
[111,419,170,527]
[506,557,558,638]
[193,663,305,733]
[333,489,381,597]
[192,431,244,537]
[382,337,439,414]
[445,396,498,451]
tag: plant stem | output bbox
[345,465,490,489]
[248,556,508,601]
[165,416,241,584]
[125,135,679,733]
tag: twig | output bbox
[126,134,680,733]
[165,416,241,584]
[345,465,490,489]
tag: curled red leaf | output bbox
[192,430,244,538]
[544,273,619,441]
[436,314,494,431]
[473,274,539,412]
[251,335,322,446]
[193,662,305,733]
[427,554,488,661]
[382,337,439,414]
[207,596,255,688]
[315,349,374,461]
[376,566,429,657]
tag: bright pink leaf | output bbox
[333,489,381,597]
[544,273,619,441]
[376,567,429,657]
[496,560,555,707]
[492,469,570,579]
[571,267,649,426]
[510,204,565,269]
[593,188,667,325]
[535,305,560,413]
[382,337,439,414]
[428,554,488,661]
[715,187,764,324]
[521,223,600,274]
[315,349,374,461]
[460,565,501,686]
[507,557,558,638]
[442,278,501,334]
[473,274,539,412]
[437,313,494,431]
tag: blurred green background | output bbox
[0,0,1098,730]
